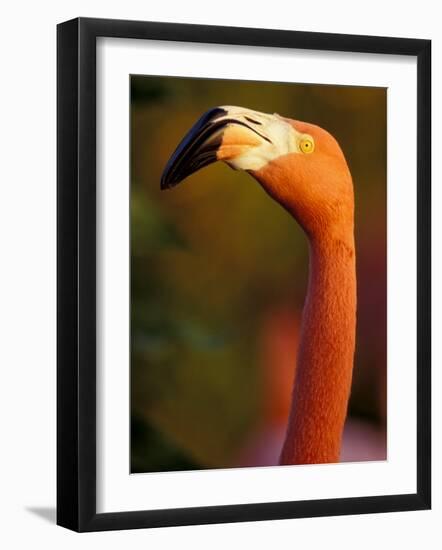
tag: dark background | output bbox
[130,75,387,473]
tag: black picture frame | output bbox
[57,17,431,532]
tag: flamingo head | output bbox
[161,106,354,235]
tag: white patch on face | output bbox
[219,106,302,171]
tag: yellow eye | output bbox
[300,137,314,154]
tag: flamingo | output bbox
[161,106,356,465]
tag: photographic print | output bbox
[130,75,387,474]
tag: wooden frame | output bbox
[57,17,431,532]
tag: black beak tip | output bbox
[160,169,182,190]
[160,107,229,191]
[160,173,171,190]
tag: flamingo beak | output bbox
[160,106,273,189]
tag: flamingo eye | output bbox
[300,137,314,154]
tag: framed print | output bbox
[57,17,431,532]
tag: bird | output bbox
[161,106,356,466]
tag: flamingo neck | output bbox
[279,231,356,465]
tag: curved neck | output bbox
[279,232,356,465]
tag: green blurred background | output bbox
[130,76,387,473]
